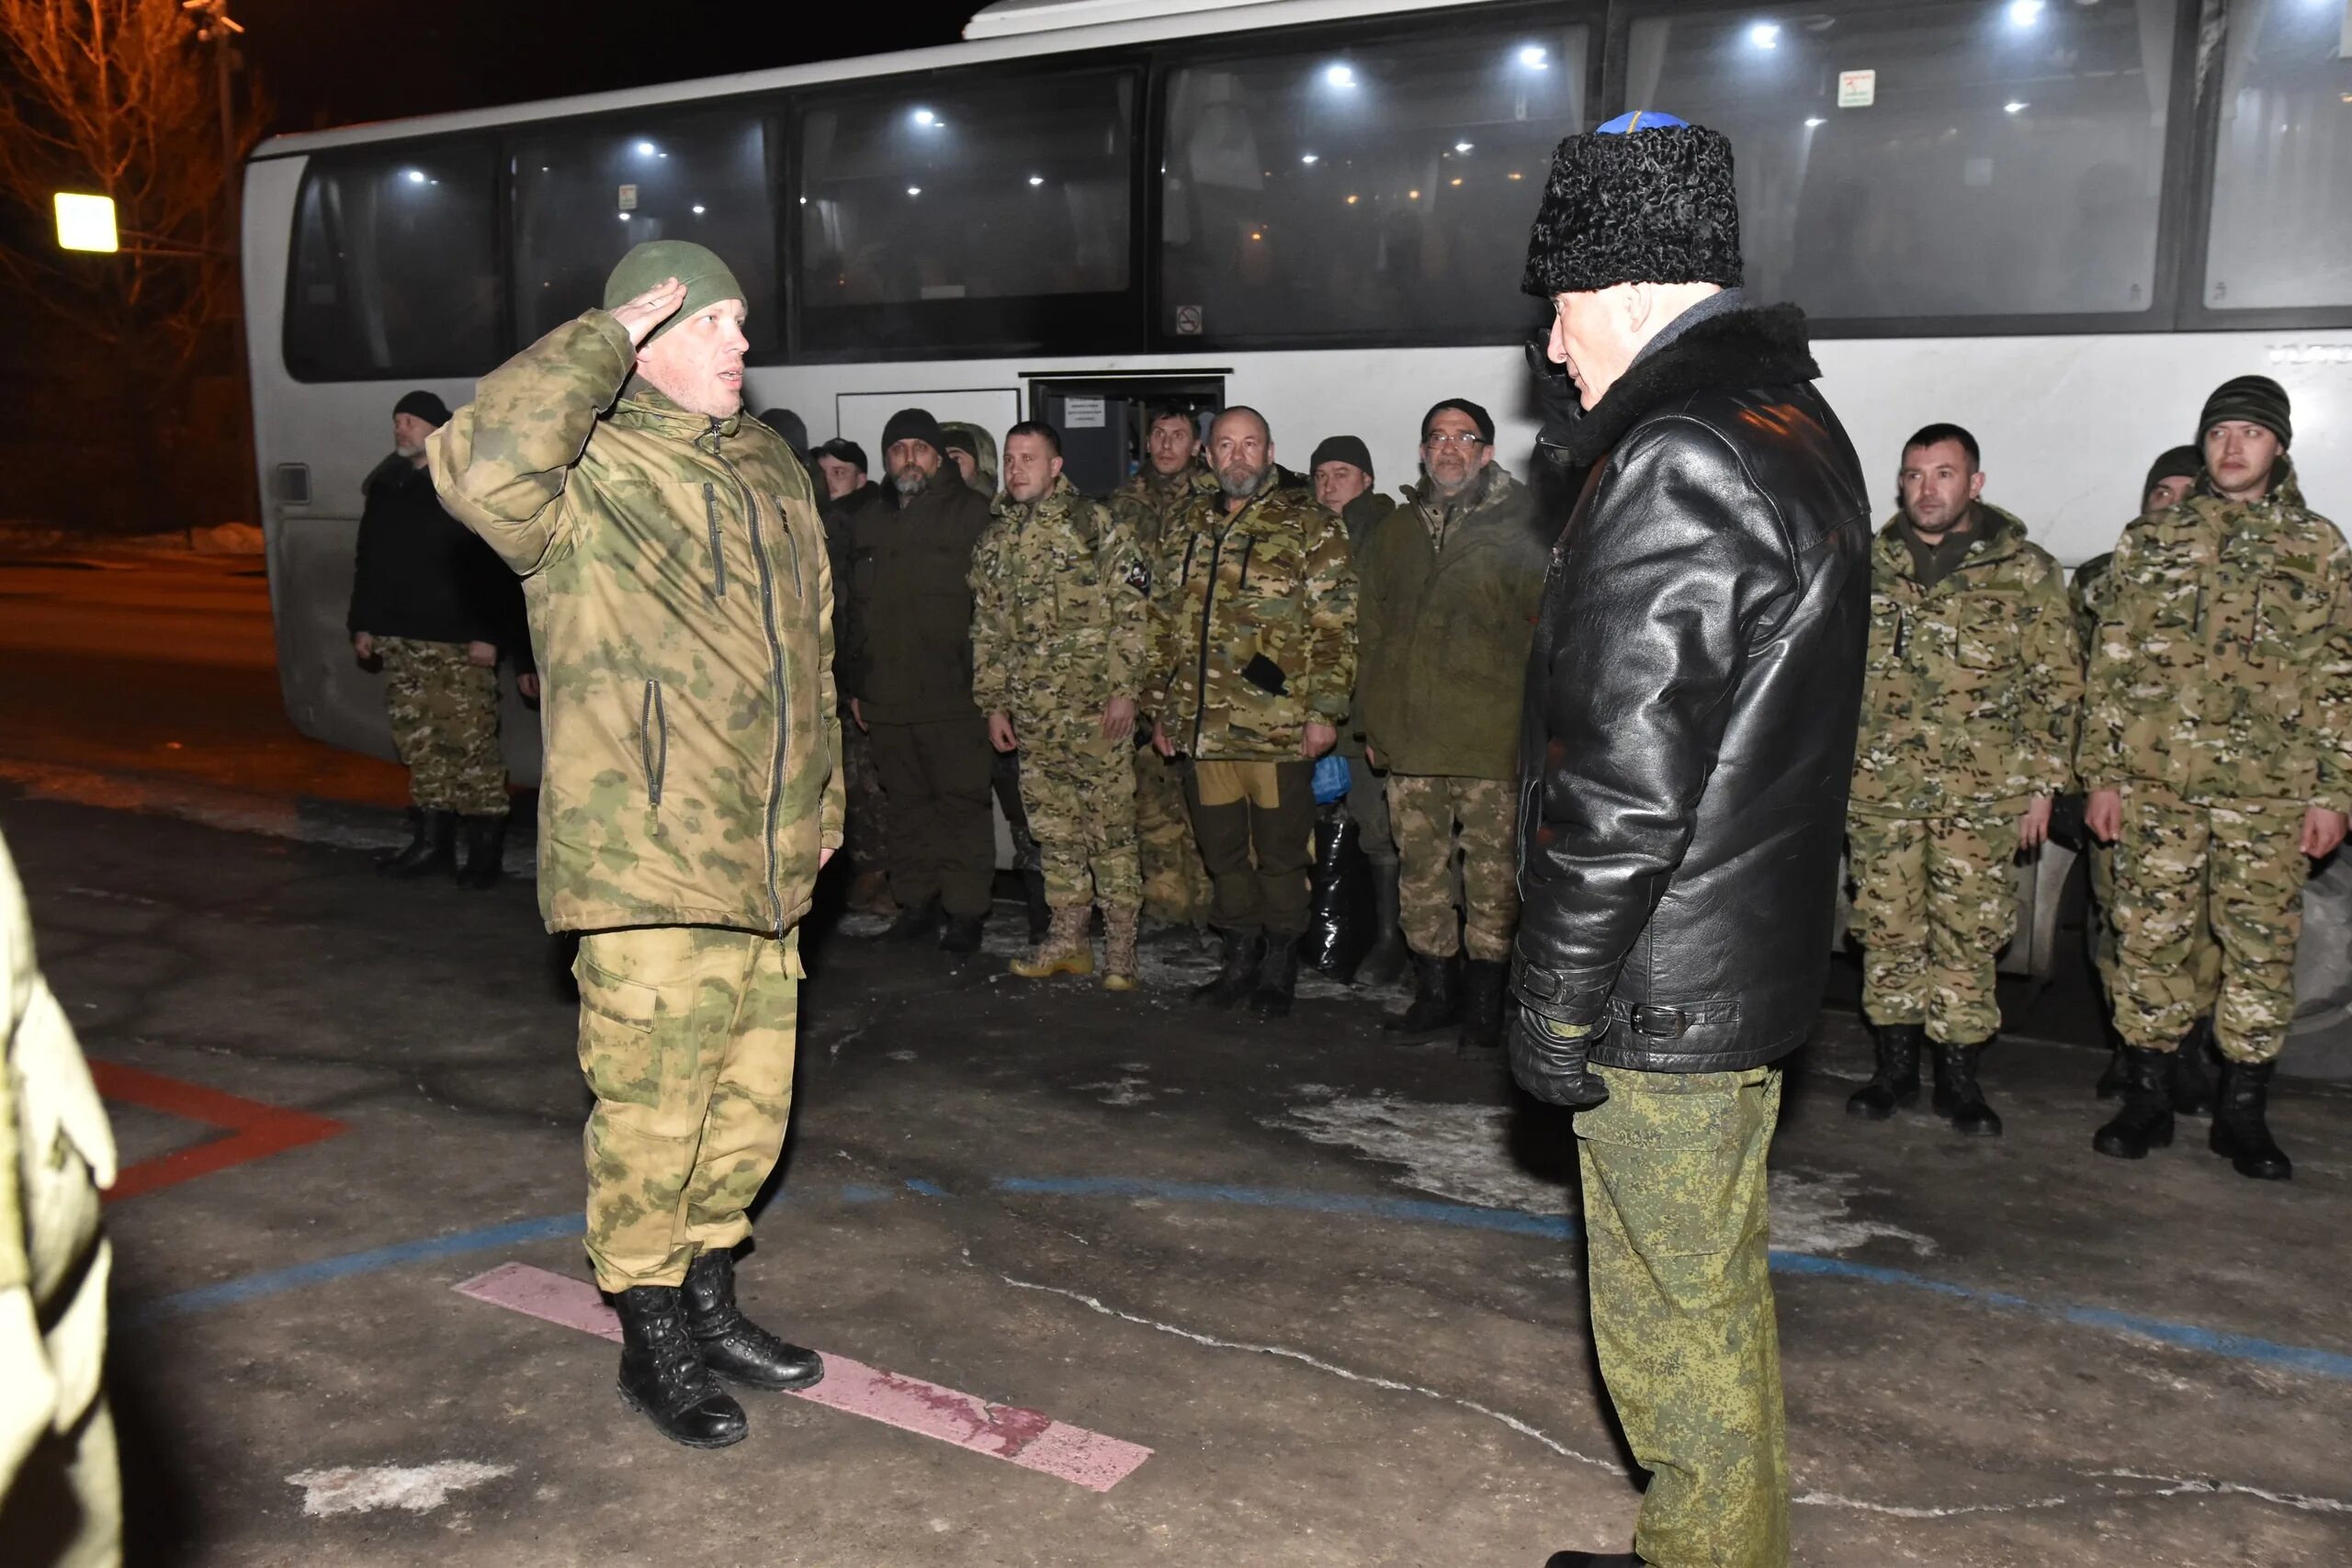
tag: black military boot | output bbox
[379,808,456,879]
[2210,1059,2292,1180]
[881,895,941,942]
[682,1248,824,1392]
[1357,863,1408,987]
[2095,1043,2129,1100]
[1022,866,1052,945]
[2170,1017,2218,1117]
[1192,930,1263,1007]
[1250,938,1302,1018]
[939,911,987,955]
[1385,953,1461,1035]
[611,1284,747,1449]
[2092,1044,2176,1159]
[1845,1023,1923,1119]
[1931,1039,2003,1137]
[1456,959,1509,1056]
[455,814,507,891]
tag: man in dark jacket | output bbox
[348,389,526,888]
[811,436,893,914]
[842,409,998,953]
[1511,113,1869,1568]
[1314,435,1407,983]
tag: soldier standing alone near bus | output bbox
[970,421,1152,988]
[1846,425,2080,1138]
[2084,377,2352,1179]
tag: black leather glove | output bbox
[1509,1007,1611,1109]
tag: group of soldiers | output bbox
[1844,374,2346,1183]
[798,399,1546,1043]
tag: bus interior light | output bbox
[402,168,426,185]
[2007,0,2044,26]
[1516,45,1547,69]
[912,107,936,126]
[1028,175,1045,186]
[907,186,922,197]
[1805,116,1826,127]
[1454,141,1474,152]
[1748,22,1781,50]
[2005,100,2028,113]
[692,205,706,215]
[1324,63,1356,88]
[635,141,656,156]
[1301,152,1318,164]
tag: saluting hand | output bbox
[610,276,688,348]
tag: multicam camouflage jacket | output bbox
[1849,503,2082,817]
[430,311,842,938]
[2079,463,2352,812]
[1109,463,1220,562]
[2069,548,2115,665]
[968,475,1150,728]
[1142,470,1358,762]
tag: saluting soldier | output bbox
[1845,424,2080,1138]
[970,421,1152,988]
[2084,377,2352,1179]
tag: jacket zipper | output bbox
[775,497,801,595]
[713,422,789,933]
[641,681,667,807]
[702,483,729,599]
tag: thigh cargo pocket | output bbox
[574,942,663,1109]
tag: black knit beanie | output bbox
[1420,399,1495,445]
[880,408,946,457]
[1310,435,1374,479]
[2143,445,2201,502]
[2198,375,2291,449]
[1523,113,1743,298]
[393,389,450,428]
[815,437,868,473]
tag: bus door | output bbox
[1027,376,1225,497]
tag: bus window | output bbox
[511,113,778,352]
[286,142,501,379]
[1633,0,2177,323]
[2204,0,2352,311]
[795,71,1137,355]
[1159,24,1588,346]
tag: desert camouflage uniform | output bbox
[432,311,842,1292]
[375,637,509,817]
[2080,465,2352,1064]
[970,475,1150,914]
[1849,504,2080,1043]
[1113,464,1221,924]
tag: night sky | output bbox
[239,0,983,134]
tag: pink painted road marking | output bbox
[454,1262,1153,1492]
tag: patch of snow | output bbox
[286,1461,513,1517]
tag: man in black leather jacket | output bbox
[1511,113,1870,1568]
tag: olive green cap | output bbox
[602,240,745,346]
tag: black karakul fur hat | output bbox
[1522,123,1744,298]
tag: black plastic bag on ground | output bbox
[1302,803,1376,984]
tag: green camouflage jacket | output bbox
[1849,503,2082,817]
[1353,463,1548,780]
[1142,470,1358,761]
[2069,548,2115,664]
[430,311,842,937]
[1110,463,1219,562]
[969,475,1149,728]
[2079,464,2352,811]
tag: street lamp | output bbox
[54,194,119,254]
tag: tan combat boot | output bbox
[1010,904,1094,979]
[1102,906,1140,992]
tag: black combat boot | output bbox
[1023,866,1052,945]
[1931,1039,2003,1137]
[379,808,456,879]
[611,1284,748,1449]
[1456,959,1509,1056]
[939,911,987,955]
[2210,1059,2292,1180]
[2095,1043,2129,1100]
[881,895,942,942]
[1192,930,1263,1007]
[1250,938,1302,1018]
[1385,953,1461,1035]
[1357,863,1408,987]
[682,1248,824,1392]
[1845,1023,1923,1119]
[2170,1017,2218,1118]
[455,814,507,890]
[2092,1044,2175,1159]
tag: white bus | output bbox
[239,0,2352,1055]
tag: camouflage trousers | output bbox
[1848,807,2020,1044]
[572,925,801,1292]
[1135,742,1212,925]
[841,719,890,865]
[377,636,508,817]
[1387,773,1519,963]
[2086,838,2221,1008]
[2110,784,2307,1064]
[1016,716,1141,912]
[1577,1065,1788,1568]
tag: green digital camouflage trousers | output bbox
[2110,784,2307,1064]
[1577,1064,1788,1568]
[572,924,801,1292]
[1018,716,1141,912]
[376,636,508,817]
[1848,807,2020,1044]
[1136,742,1212,924]
[1387,773,1518,963]
[842,721,889,865]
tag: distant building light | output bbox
[53,193,117,253]
[1448,176,1463,186]
[1324,63,1356,88]
[2005,100,2028,114]
[1748,22,1781,50]
[1408,188,1421,199]
[1345,194,1359,205]
[1517,45,1547,69]
[2007,0,2044,26]
[1506,171,1524,181]
[1250,230,1263,241]
[1028,175,1045,186]
[1454,141,1474,153]
[1301,152,1319,164]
